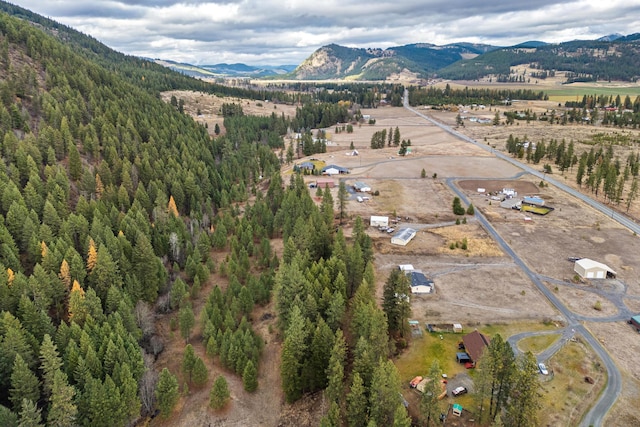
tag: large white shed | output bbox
[574,258,616,279]
[391,228,417,246]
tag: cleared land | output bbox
[162,89,640,425]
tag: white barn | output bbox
[370,216,389,227]
[391,228,417,246]
[574,258,616,279]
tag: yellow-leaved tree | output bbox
[168,195,179,217]
[87,238,97,272]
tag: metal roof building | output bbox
[574,258,617,279]
[391,227,417,246]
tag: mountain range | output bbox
[154,34,640,83]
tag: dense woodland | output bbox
[438,37,640,82]
[408,85,547,107]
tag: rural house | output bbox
[391,228,417,246]
[462,330,491,363]
[370,216,389,227]
[409,271,434,294]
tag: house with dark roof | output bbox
[296,161,315,172]
[462,330,491,363]
[409,271,434,294]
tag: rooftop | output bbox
[462,330,490,362]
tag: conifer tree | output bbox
[280,306,307,402]
[178,304,195,343]
[191,357,209,388]
[46,370,77,427]
[325,329,345,404]
[347,372,367,427]
[86,238,97,272]
[181,344,197,383]
[209,376,230,410]
[58,259,71,288]
[155,368,179,419]
[242,359,258,392]
[18,398,42,427]
[9,354,39,412]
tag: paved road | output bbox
[402,91,621,426]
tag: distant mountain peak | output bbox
[597,33,623,42]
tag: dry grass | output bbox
[430,224,505,257]
[518,334,561,354]
[539,339,605,427]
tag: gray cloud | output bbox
[10,0,640,65]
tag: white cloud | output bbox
[9,0,640,65]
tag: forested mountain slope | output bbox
[0,5,287,425]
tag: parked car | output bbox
[538,363,549,375]
[452,386,467,396]
[409,376,423,388]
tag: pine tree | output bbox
[369,359,402,427]
[209,375,230,410]
[68,142,82,181]
[155,368,179,419]
[393,403,412,427]
[325,329,346,404]
[504,352,540,427]
[382,269,411,338]
[17,398,42,427]
[178,304,195,343]
[9,354,39,412]
[191,357,209,388]
[280,306,307,403]
[242,359,258,392]
[46,370,77,427]
[420,361,442,427]
[346,372,367,427]
[181,344,197,383]
[38,334,63,397]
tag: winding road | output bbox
[402,91,623,427]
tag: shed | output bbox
[453,323,463,333]
[353,181,371,192]
[391,228,417,246]
[462,330,490,363]
[370,216,389,227]
[410,271,434,294]
[574,258,616,279]
[456,352,471,363]
[398,264,415,272]
[315,178,335,188]
[452,403,463,417]
[630,315,640,332]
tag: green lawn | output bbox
[518,333,561,354]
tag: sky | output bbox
[9,0,640,66]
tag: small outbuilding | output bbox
[574,258,617,279]
[453,323,463,333]
[370,215,389,227]
[391,228,417,246]
[398,264,415,272]
[630,315,640,332]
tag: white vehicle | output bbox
[538,363,549,375]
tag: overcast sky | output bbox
[9,0,640,65]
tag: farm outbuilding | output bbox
[630,315,640,332]
[370,216,389,227]
[315,178,335,188]
[574,258,616,279]
[391,228,417,246]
